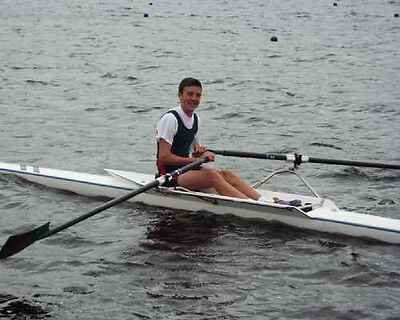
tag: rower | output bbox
[155,77,264,201]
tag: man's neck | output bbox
[179,105,193,118]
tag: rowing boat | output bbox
[1,160,400,244]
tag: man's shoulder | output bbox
[158,110,178,128]
[160,107,182,120]
[160,110,178,120]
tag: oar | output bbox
[0,157,208,259]
[209,149,400,170]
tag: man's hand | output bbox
[192,145,215,161]
[201,151,215,162]
[192,144,207,157]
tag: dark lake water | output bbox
[1,0,400,319]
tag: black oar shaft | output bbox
[44,180,160,239]
[209,149,288,161]
[210,149,400,170]
[45,157,207,238]
[308,157,400,170]
[42,158,208,239]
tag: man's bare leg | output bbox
[219,170,261,200]
[177,170,248,199]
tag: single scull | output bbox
[1,157,400,244]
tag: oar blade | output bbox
[0,222,50,259]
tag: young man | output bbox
[155,77,262,200]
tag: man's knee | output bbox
[219,170,236,180]
[204,169,224,184]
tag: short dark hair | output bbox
[178,77,202,95]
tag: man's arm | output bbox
[159,140,215,165]
[156,113,193,166]
[158,139,199,166]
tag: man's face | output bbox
[179,85,202,115]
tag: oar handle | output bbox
[210,149,400,170]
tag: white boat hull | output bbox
[1,161,400,244]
